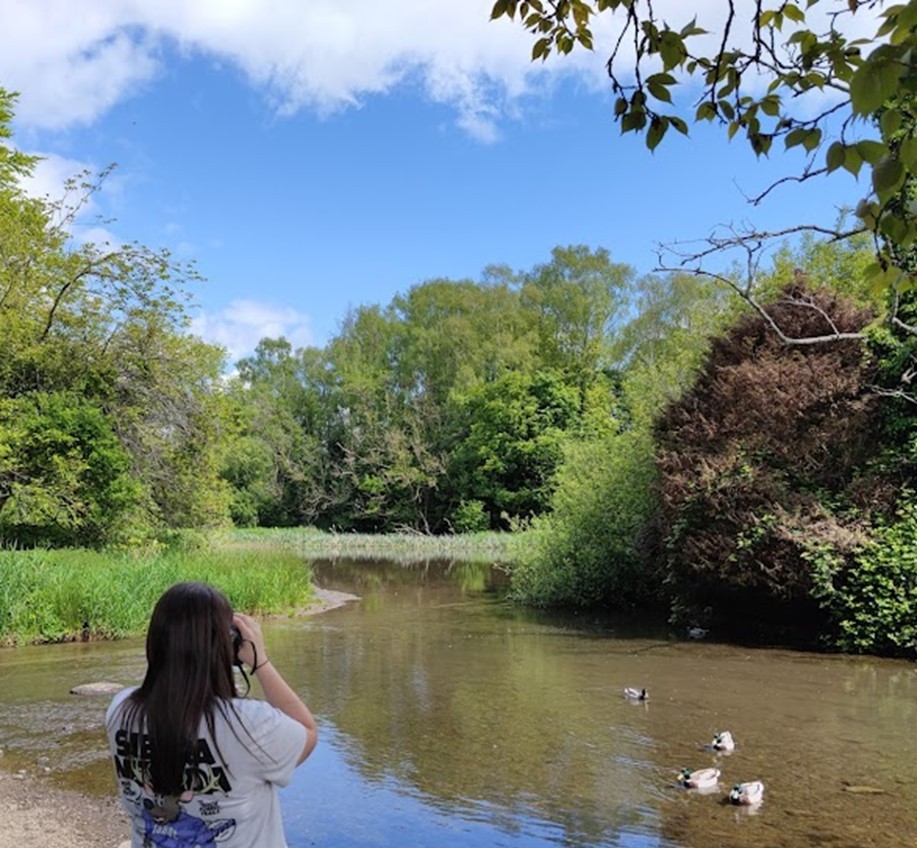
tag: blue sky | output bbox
[1,0,871,365]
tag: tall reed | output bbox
[0,547,313,646]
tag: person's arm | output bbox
[232,612,318,765]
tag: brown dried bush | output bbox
[654,285,882,634]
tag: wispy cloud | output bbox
[189,298,314,365]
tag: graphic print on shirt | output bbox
[113,729,237,847]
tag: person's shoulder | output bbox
[226,697,304,741]
[229,696,282,724]
[104,686,138,726]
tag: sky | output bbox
[0,0,875,365]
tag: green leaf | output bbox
[532,37,550,60]
[669,116,689,135]
[826,142,846,173]
[849,58,904,116]
[646,117,668,151]
[785,128,808,149]
[880,109,902,137]
[899,136,917,170]
[648,81,672,103]
[802,128,822,152]
[695,102,717,121]
[856,140,888,165]
[872,155,905,196]
[843,147,864,177]
[621,112,647,133]
[760,95,781,117]
[783,4,806,23]
[491,0,509,19]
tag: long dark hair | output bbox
[120,582,239,795]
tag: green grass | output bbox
[216,527,522,564]
[0,546,314,646]
[0,528,525,646]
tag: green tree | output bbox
[0,392,142,546]
[0,88,232,543]
[520,245,632,409]
[448,369,580,527]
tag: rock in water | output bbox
[69,681,124,696]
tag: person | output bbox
[105,581,317,848]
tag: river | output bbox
[1,558,915,847]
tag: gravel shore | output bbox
[0,769,129,848]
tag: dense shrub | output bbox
[654,285,881,634]
[805,496,917,656]
[510,428,659,607]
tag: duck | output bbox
[728,780,765,806]
[623,687,648,701]
[677,767,720,789]
[688,626,708,639]
[710,730,735,751]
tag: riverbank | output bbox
[0,586,358,847]
[0,769,130,848]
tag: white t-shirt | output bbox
[106,687,307,848]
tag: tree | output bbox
[448,369,580,526]
[491,1,917,305]
[0,88,233,543]
[520,245,632,409]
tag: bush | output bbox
[451,499,491,534]
[509,428,659,607]
[807,495,917,655]
[654,284,880,632]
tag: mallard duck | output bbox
[677,767,720,789]
[728,781,765,806]
[710,730,735,751]
[623,687,648,701]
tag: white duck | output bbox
[729,781,765,806]
[623,687,648,701]
[677,767,720,789]
[710,730,735,751]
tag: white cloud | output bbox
[0,0,582,139]
[189,299,314,365]
[0,0,883,138]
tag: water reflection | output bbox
[1,558,916,847]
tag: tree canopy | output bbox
[491,0,917,296]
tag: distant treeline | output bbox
[1,87,915,655]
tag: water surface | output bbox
[1,558,915,847]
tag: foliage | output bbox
[509,427,659,607]
[654,284,882,632]
[0,88,232,545]
[448,370,581,526]
[222,246,632,534]
[492,0,917,294]
[0,392,142,547]
[450,499,492,533]
[807,494,917,655]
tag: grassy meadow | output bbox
[0,529,520,646]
